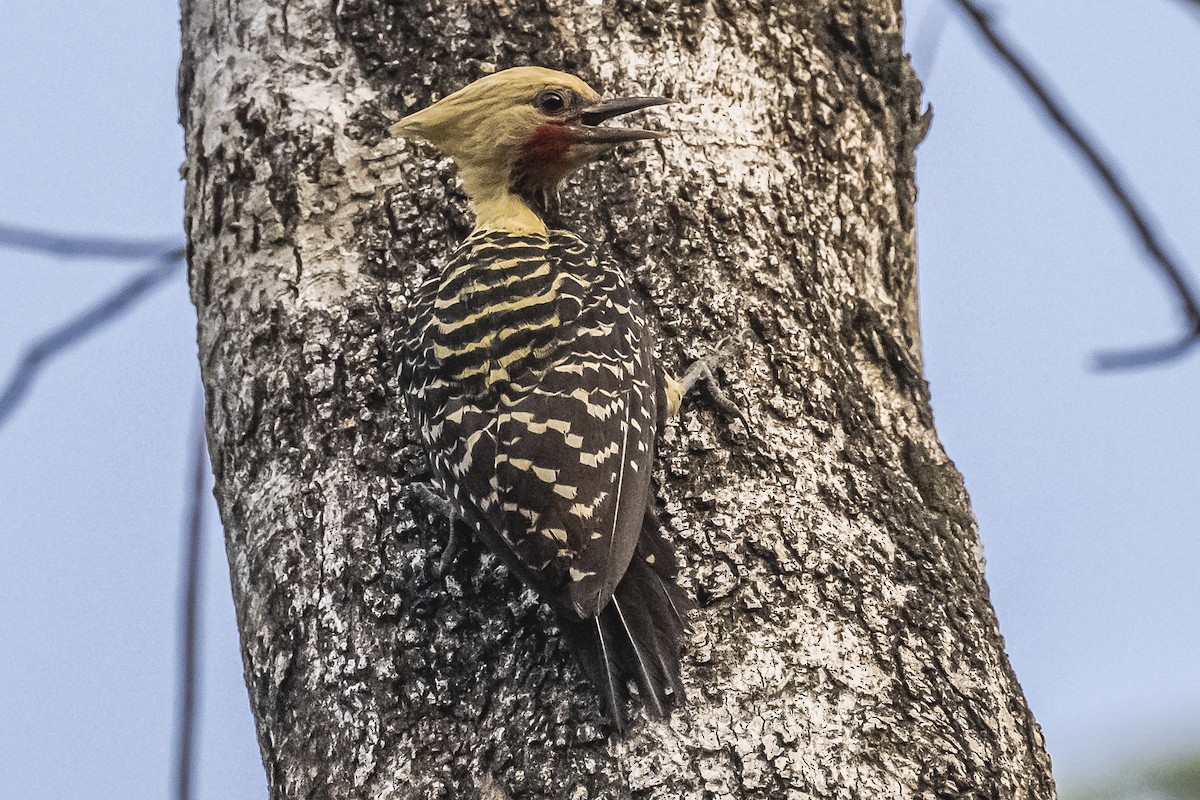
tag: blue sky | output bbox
[1,1,1197,797]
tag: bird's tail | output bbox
[560,511,692,730]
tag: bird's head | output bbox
[390,66,667,229]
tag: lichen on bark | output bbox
[180,0,1056,797]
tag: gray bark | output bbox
[180,0,1056,798]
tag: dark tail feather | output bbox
[561,510,692,730]
[591,614,626,729]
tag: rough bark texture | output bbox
[180,0,1056,798]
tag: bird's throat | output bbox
[471,189,547,236]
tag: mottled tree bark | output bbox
[180,0,1055,797]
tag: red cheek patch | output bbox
[518,123,577,184]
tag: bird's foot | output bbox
[410,482,461,574]
[672,337,750,434]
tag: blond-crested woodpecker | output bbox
[393,66,694,730]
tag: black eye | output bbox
[535,89,568,114]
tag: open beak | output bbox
[574,96,670,144]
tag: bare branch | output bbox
[0,222,179,260]
[0,251,183,429]
[1093,334,1200,370]
[946,0,1200,369]
[175,389,208,800]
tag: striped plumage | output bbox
[399,226,689,727]
[392,66,689,729]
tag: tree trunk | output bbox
[180,0,1056,797]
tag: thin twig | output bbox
[947,0,1200,369]
[0,250,183,429]
[0,222,179,260]
[175,388,208,800]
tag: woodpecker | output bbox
[392,66,696,730]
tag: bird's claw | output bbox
[677,337,751,435]
[410,482,460,575]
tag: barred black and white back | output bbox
[399,228,690,728]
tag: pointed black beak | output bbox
[575,96,670,145]
[581,96,671,125]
